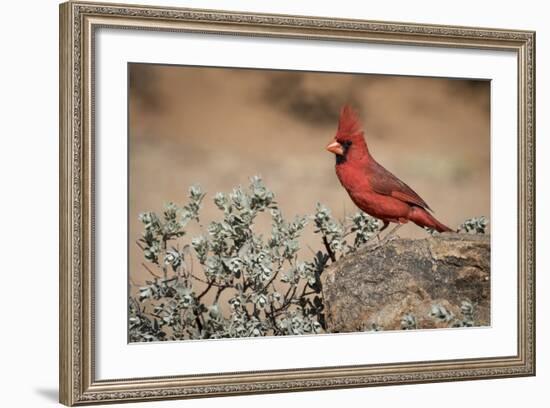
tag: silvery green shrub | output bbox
[459,216,488,234]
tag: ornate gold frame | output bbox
[59,1,536,405]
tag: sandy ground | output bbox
[128,64,490,298]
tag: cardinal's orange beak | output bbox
[326,140,344,155]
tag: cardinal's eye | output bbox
[343,141,352,148]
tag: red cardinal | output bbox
[326,105,452,234]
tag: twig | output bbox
[322,235,336,263]
[161,239,168,280]
[300,281,309,298]
[197,280,215,301]
[142,263,162,279]
[283,285,292,301]
[190,273,224,287]
[272,286,297,315]
[265,294,279,330]
[214,285,229,302]
[262,267,281,293]
[195,316,203,334]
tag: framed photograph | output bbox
[59,1,535,405]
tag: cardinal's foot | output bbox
[381,224,403,242]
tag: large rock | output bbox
[321,233,490,332]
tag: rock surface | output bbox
[321,233,490,332]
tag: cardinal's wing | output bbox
[367,160,433,212]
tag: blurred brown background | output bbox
[128,64,490,289]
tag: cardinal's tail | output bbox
[409,207,453,233]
